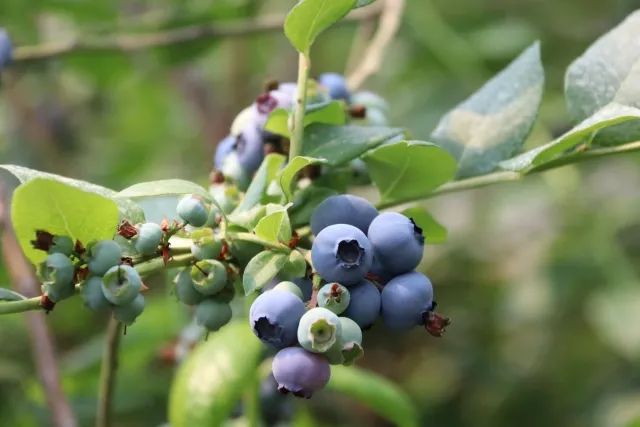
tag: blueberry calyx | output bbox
[254,316,284,346]
[422,308,451,337]
[409,217,425,245]
[335,239,364,269]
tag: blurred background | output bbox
[1,0,640,426]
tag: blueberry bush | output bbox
[1,0,640,426]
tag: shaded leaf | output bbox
[243,251,288,295]
[279,156,327,201]
[302,124,404,165]
[11,178,119,265]
[168,322,263,427]
[265,101,346,138]
[430,42,544,177]
[402,206,447,244]
[117,179,211,201]
[327,365,419,427]
[235,154,286,213]
[289,186,338,227]
[285,0,357,55]
[364,141,456,205]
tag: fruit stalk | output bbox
[96,317,122,427]
[289,53,310,161]
[0,296,42,314]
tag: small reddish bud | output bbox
[74,240,86,255]
[160,218,170,233]
[288,232,300,249]
[40,294,55,312]
[210,170,225,184]
[349,104,367,119]
[218,241,229,261]
[424,311,451,337]
[264,80,280,92]
[162,245,171,266]
[31,230,54,251]
[118,220,138,239]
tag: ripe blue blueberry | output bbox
[367,212,425,275]
[277,82,297,97]
[177,195,210,227]
[317,283,350,315]
[367,254,392,285]
[174,268,204,305]
[318,73,351,101]
[311,224,373,285]
[81,276,111,311]
[113,294,145,326]
[271,347,331,398]
[236,123,264,173]
[220,151,251,189]
[273,281,304,300]
[381,271,434,330]
[249,290,305,349]
[310,195,378,235]
[190,259,227,295]
[214,135,236,170]
[292,278,313,302]
[49,236,74,256]
[0,29,12,69]
[101,265,142,306]
[343,279,381,329]
[134,222,163,256]
[195,298,232,332]
[39,253,75,302]
[297,307,342,353]
[88,240,122,275]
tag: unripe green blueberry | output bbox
[228,240,262,267]
[113,294,145,325]
[273,281,303,300]
[174,268,204,305]
[88,240,122,275]
[326,317,364,365]
[297,307,342,353]
[317,283,351,315]
[213,280,236,304]
[190,230,223,261]
[49,236,74,256]
[195,299,232,332]
[81,276,111,311]
[177,195,210,227]
[134,222,163,255]
[190,260,227,295]
[39,253,75,302]
[101,265,142,305]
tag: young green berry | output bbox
[271,347,331,398]
[174,268,204,305]
[134,222,163,255]
[190,259,227,295]
[317,283,350,315]
[297,307,342,353]
[39,253,75,302]
[190,233,223,261]
[88,240,122,275]
[113,294,145,325]
[49,236,74,256]
[195,299,232,332]
[326,317,364,366]
[273,281,304,300]
[278,250,307,280]
[177,194,210,227]
[101,265,142,306]
[81,276,111,311]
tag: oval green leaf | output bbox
[402,206,447,244]
[243,250,288,295]
[235,154,286,213]
[254,210,292,244]
[117,179,211,201]
[168,322,263,427]
[279,156,327,201]
[327,365,419,427]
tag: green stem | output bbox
[227,232,291,252]
[134,253,196,277]
[376,140,640,210]
[0,296,42,314]
[289,53,310,161]
[96,317,122,427]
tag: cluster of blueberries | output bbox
[249,194,439,398]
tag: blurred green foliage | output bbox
[1,0,640,426]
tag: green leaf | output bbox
[0,289,27,301]
[11,178,120,265]
[565,11,640,122]
[280,250,308,280]
[117,179,211,201]
[500,103,640,172]
[254,210,292,244]
[355,0,376,7]
[284,0,357,55]
[402,206,447,244]
[430,42,544,178]
[289,186,338,227]
[328,365,419,427]
[0,164,144,223]
[168,322,263,427]
[279,156,327,201]
[243,251,288,295]
[302,124,404,165]
[364,141,456,206]
[265,102,347,138]
[228,205,267,231]
[235,154,286,213]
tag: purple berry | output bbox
[381,271,434,330]
[236,123,264,173]
[214,135,236,170]
[0,29,12,69]
[343,279,381,329]
[311,224,373,285]
[367,212,424,275]
[249,290,306,349]
[310,195,379,235]
[272,347,331,398]
[318,73,350,102]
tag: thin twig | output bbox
[96,317,123,427]
[347,0,406,91]
[0,187,78,427]
[12,5,384,64]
